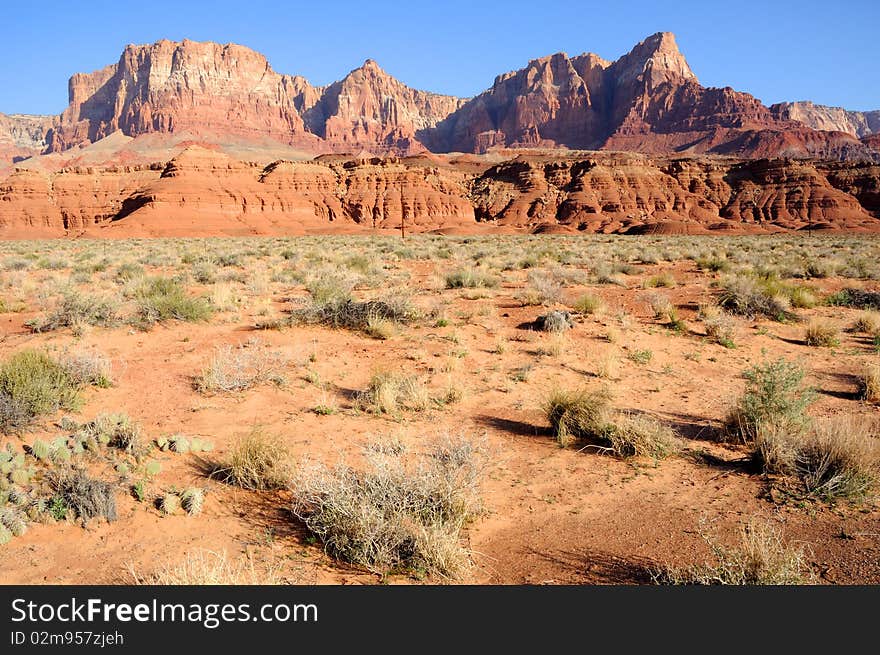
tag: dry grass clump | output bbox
[26,291,119,333]
[804,319,840,347]
[795,415,880,502]
[290,434,487,578]
[850,311,880,335]
[656,520,810,585]
[355,371,431,415]
[544,388,678,459]
[49,468,117,524]
[724,358,814,444]
[195,340,288,393]
[860,361,880,402]
[132,550,282,585]
[212,428,292,490]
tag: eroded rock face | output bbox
[1,147,878,237]
[431,33,875,161]
[772,101,880,138]
[0,113,58,173]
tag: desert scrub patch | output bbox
[131,277,213,327]
[850,311,880,336]
[291,434,487,578]
[517,269,563,306]
[825,288,880,310]
[0,350,83,432]
[211,428,292,490]
[289,295,418,333]
[570,293,605,316]
[716,275,794,321]
[724,358,814,444]
[76,413,144,457]
[59,349,113,388]
[195,340,288,393]
[643,272,677,288]
[355,371,431,416]
[803,319,840,347]
[131,549,282,585]
[655,520,810,585]
[49,468,117,524]
[26,291,119,333]
[444,268,498,289]
[544,387,679,460]
[860,361,880,403]
[699,305,737,348]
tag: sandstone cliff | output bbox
[1,147,877,238]
[771,101,880,138]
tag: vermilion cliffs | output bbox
[1,32,879,237]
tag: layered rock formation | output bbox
[428,33,874,161]
[772,101,880,138]
[2,33,878,170]
[2,147,878,237]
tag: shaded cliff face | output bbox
[771,101,880,138]
[0,113,58,172]
[2,147,878,238]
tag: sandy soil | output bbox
[1,250,879,585]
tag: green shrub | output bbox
[445,268,498,289]
[133,277,213,326]
[724,358,814,444]
[26,292,118,333]
[0,350,82,432]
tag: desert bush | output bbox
[0,350,82,432]
[59,349,112,387]
[789,286,818,309]
[132,550,281,585]
[212,428,292,490]
[355,371,431,415]
[656,520,809,585]
[49,468,117,523]
[570,293,605,316]
[26,291,119,332]
[699,305,737,347]
[826,288,880,310]
[642,291,675,321]
[133,277,213,326]
[724,358,814,444]
[289,296,418,333]
[306,270,356,304]
[535,310,574,333]
[195,341,288,393]
[717,275,793,321]
[445,268,498,289]
[804,320,839,347]
[519,269,563,306]
[291,434,487,578]
[643,272,677,288]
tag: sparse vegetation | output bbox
[0,350,83,432]
[212,428,291,490]
[195,340,288,393]
[291,435,487,578]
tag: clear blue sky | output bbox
[1,0,878,115]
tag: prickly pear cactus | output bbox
[181,488,204,516]
[160,493,181,516]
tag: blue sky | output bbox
[1,0,877,114]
